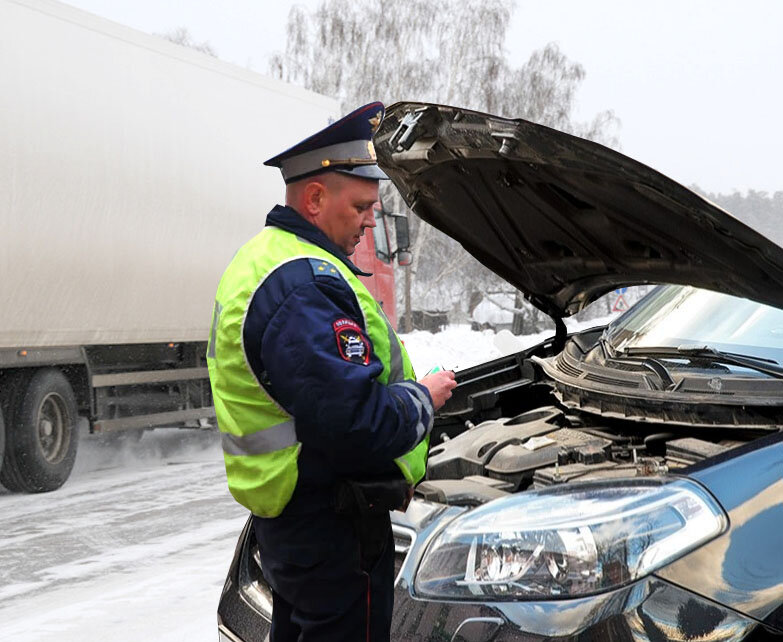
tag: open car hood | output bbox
[376,102,783,318]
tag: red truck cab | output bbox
[352,204,410,330]
[353,206,398,328]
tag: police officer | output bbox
[207,101,457,641]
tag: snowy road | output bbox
[0,429,248,641]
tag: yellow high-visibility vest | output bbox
[206,226,428,517]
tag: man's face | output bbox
[316,174,379,255]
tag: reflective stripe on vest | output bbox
[207,226,428,517]
[379,303,405,384]
[221,420,297,456]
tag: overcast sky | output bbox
[61,0,782,195]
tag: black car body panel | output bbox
[375,102,783,318]
[659,430,783,630]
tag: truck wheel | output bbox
[0,369,79,492]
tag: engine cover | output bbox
[426,406,563,480]
[485,428,612,490]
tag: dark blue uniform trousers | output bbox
[254,511,394,642]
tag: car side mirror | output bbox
[396,250,412,266]
[393,214,410,251]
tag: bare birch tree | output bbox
[269,0,618,332]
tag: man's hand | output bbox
[396,484,415,513]
[419,370,457,410]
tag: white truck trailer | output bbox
[0,0,340,491]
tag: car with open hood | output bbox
[217,102,783,641]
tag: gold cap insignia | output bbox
[369,111,382,133]
[367,141,377,160]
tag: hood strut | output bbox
[553,316,567,353]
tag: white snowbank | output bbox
[400,314,618,375]
[400,324,504,374]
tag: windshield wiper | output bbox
[619,345,783,380]
[597,335,675,390]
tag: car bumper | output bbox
[218,501,783,641]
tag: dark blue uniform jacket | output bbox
[248,205,433,563]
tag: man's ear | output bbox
[302,180,327,218]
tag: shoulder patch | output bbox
[333,318,371,365]
[309,258,342,280]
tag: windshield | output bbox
[606,285,783,364]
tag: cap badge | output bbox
[369,111,382,133]
[367,141,377,161]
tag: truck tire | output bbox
[0,371,30,492]
[0,405,5,479]
[0,369,79,492]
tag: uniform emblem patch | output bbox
[333,318,370,365]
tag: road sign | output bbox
[612,295,629,312]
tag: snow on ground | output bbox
[400,325,505,374]
[399,315,617,375]
[0,429,247,641]
[0,321,621,641]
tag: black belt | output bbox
[335,478,410,516]
[335,478,410,570]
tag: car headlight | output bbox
[414,478,726,601]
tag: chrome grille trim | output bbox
[218,622,244,642]
[392,523,417,587]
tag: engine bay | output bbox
[417,347,753,508]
